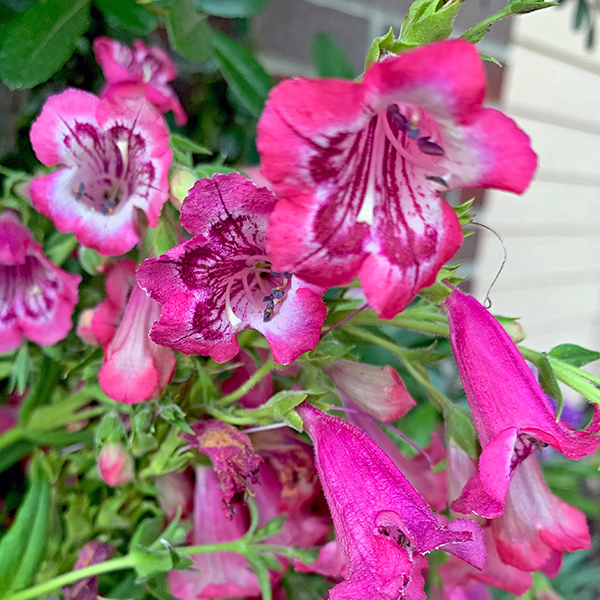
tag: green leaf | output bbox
[8,344,29,395]
[0,0,91,89]
[159,403,194,435]
[18,356,61,426]
[213,30,273,117]
[548,343,600,368]
[78,246,103,275]
[444,406,478,459]
[0,455,52,595]
[44,231,78,266]
[400,0,460,46]
[508,0,558,15]
[252,515,286,542]
[170,133,211,156]
[537,353,563,418]
[192,0,267,18]
[480,53,502,67]
[95,0,157,34]
[312,32,355,79]
[167,0,213,62]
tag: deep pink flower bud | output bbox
[155,471,194,520]
[297,403,486,600]
[444,288,600,519]
[327,359,416,422]
[93,37,187,126]
[168,466,260,599]
[0,211,81,352]
[98,442,134,487]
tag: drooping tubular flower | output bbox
[0,211,80,353]
[93,37,187,126]
[137,173,327,365]
[444,287,600,519]
[297,403,486,600]
[89,260,176,404]
[168,466,261,600]
[30,89,172,256]
[257,39,536,318]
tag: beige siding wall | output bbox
[473,4,600,353]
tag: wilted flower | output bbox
[155,471,195,520]
[30,90,171,256]
[63,541,115,600]
[257,39,536,318]
[444,287,600,518]
[168,466,261,599]
[297,403,485,600]
[93,37,187,125]
[0,211,80,353]
[137,173,327,365]
[97,442,135,487]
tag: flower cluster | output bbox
[3,15,596,600]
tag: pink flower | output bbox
[492,455,590,574]
[297,403,486,600]
[0,211,80,352]
[327,359,416,422]
[91,260,176,404]
[345,405,448,512]
[30,89,172,256]
[137,173,327,365]
[97,442,135,487]
[444,288,600,518]
[257,39,536,319]
[168,466,261,600]
[93,37,187,126]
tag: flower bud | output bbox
[97,442,134,487]
[155,472,194,520]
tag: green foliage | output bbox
[548,343,600,367]
[213,31,274,117]
[0,0,91,89]
[95,0,157,35]
[400,0,461,46]
[167,0,214,62]
[312,32,355,79]
[192,0,267,18]
[0,454,52,595]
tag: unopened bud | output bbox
[496,316,525,343]
[98,442,134,487]
[169,168,198,210]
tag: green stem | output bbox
[344,325,453,411]
[214,357,276,407]
[4,556,137,600]
[461,6,511,41]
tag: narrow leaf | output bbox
[548,343,600,368]
[167,0,213,62]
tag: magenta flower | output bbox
[444,288,600,518]
[88,260,176,405]
[168,466,261,600]
[328,359,416,422]
[30,89,172,256]
[297,403,486,600]
[93,37,187,126]
[137,173,327,365]
[155,471,194,520]
[257,39,536,318]
[492,455,590,574]
[345,404,448,512]
[0,211,80,353]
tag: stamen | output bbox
[426,175,449,189]
[224,278,242,327]
[116,139,129,174]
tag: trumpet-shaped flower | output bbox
[257,39,536,318]
[297,403,486,600]
[0,211,80,352]
[30,89,171,256]
[168,466,261,599]
[90,260,176,404]
[444,288,600,518]
[93,37,187,126]
[137,173,327,365]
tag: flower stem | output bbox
[214,356,276,407]
[0,426,24,452]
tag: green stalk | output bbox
[214,357,276,407]
[0,426,24,452]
